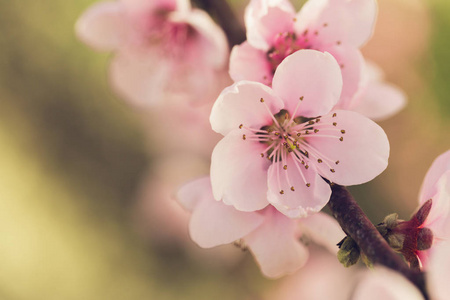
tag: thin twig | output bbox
[327,184,428,299]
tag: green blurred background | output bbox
[0,0,449,299]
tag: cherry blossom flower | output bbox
[229,0,377,108]
[345,61,406,121]
[76,0,228,106]
[210,50,389,218]
[177,176,345,278]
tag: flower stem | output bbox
[327,184,428,299]
[192,0,246,47]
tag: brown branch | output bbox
[193,0,246,47]
[327,184,428,299]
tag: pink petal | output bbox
[109,51,171,106]
[272,50,342,118]
[300,212,345,253]
[419,150,450,203]
[210,81,284,136]
[229,42,272,85]
[189,195,265,248]
[267,155,331,218]
[325,46,364,110]
[76,1,128,51]
[245,208,309,278]
[350,82,406,121]
[295,0,377,48]
[210,129,272,211]
[182,9,228,68]
[422,171,450,240]
[352,267,424,300]
[428,241,450,300]
[177,177,211,212]
[307,110,389,185]
[245,0,296,51]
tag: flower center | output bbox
[266,31,314,74]
[239,97,346,193]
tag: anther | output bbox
[299,96,304,101]
[339,137,344,142]
[333,122,337,126]
[242,134,246,140]
[305,130,310,134]
[260,98,265,103]
[305,165,309,169]
[280,190,285,195]
[335,160,340,165]
[314,129,319,133]
[332,113,337,117]
[341,129,346,134]
[297,133,301,137]
[293,17,297,22]
[260,153,264,157]
[337,41,341,45]
[340,64,345,69]
[330,168,335,173]
[308,120,315,125]
[323,23,328,27]
[290,186,295,191]
[306,183,311,187]
[239,124,243,129]
[303,30,308,36]
[318,159,323,163]
[314,31,319,35]
[283,165,288,170]
[315,118,321,123]
[301,160,305,165]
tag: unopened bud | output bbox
[337,236,360,268]
[417,227,434,250]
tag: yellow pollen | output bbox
[305,130,310,134]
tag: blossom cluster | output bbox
[76,0,448,298]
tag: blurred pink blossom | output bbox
[210,50,389,218]
[346,61,406,121]
[177,177,345,278]
[76,0,228,106]
[229,0,377,108]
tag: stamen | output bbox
[239,124,243,129]
[339,137,344,142]
[341,129,346,134]
[242,134,246,140]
